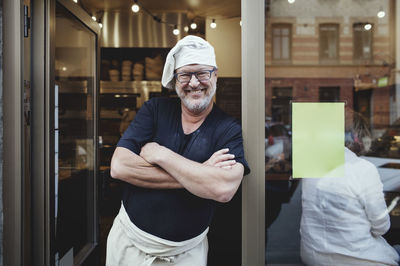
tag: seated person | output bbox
[300,111,400,266]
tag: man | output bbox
[107,35,250,266]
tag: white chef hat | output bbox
[161,35,217,89]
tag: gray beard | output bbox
[176,83,216,114]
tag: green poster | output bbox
[292,102,344,178]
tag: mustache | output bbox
[183,86,207,91]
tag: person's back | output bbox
[300,148,399,266]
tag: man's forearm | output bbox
[110,147,183,189]
[141,143,244,202]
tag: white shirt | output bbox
[300,148,399,266]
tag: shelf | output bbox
[100,80,163,108]
[100,80,161,92]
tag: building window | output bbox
[353,23,373,62]
[272,24,291,62]
[319,24,339,62]
[319,86,340,102]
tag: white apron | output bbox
[106,203,208,266]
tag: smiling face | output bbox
[175,64,217,114]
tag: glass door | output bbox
[265,0,400,265]
[54,1,99,265]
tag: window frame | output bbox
[271,23,292,64]
[319,23,340,64]
[353,22,374,64]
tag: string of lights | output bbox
[74,0,385,33]
[71,0,243,35]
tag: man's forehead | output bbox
[176,64,214,72]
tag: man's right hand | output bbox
[203,148,237,169]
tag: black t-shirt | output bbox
[117,97,250,241]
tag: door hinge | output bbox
[24,5,30,38]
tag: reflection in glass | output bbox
[265,0,400,264]
[272,24,291,61]
[353,23,373,61]
[54,3,96,262]
[319,24,339,61]
[300,111,399,265]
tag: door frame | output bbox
[3,0,264,265]
[241,0,265,265]
[3,0,24,265]
[30,0,100,265]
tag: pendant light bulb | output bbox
[210,19,217,29]
[173,25,180,35]
[377,7,385,18]
[190,22,197,30]
[364,23,372,30]
[91,15,97,21]
[131,3,140,13]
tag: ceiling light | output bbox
[91,15,97,21]
[173,25,180,35]
[184,26,189,32]
[377,7,385,18]
[99,22,103,28]
[190,22,197,30]
[288,0,295,3]
[210,19,217,29]
[131,3,140,13]
[364,23,372,30]
[72,0,78,3]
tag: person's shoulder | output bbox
[345,148,379,177]
[211,104,241,127]
[208,105,243,140]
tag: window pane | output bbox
[320,24,338,60]
[354,24,373,60]
[266,1,399,265]
[55,3,96,261]
[282,37,290,59]
[272,25,291,61]
[273,27,281,35]
[273,35,281,59]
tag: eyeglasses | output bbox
[174,68,217,84]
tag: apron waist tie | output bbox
[117,203,209,266]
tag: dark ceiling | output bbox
[81,0,241,20]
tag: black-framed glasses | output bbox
[174,67,217,84]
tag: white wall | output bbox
[206,17,241,77]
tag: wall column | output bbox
[241,0,265,265]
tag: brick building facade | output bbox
[265,0,395,133]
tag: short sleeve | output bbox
[117,99,156,154]
[216,121,251,176]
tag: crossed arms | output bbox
[110,143,244,203]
